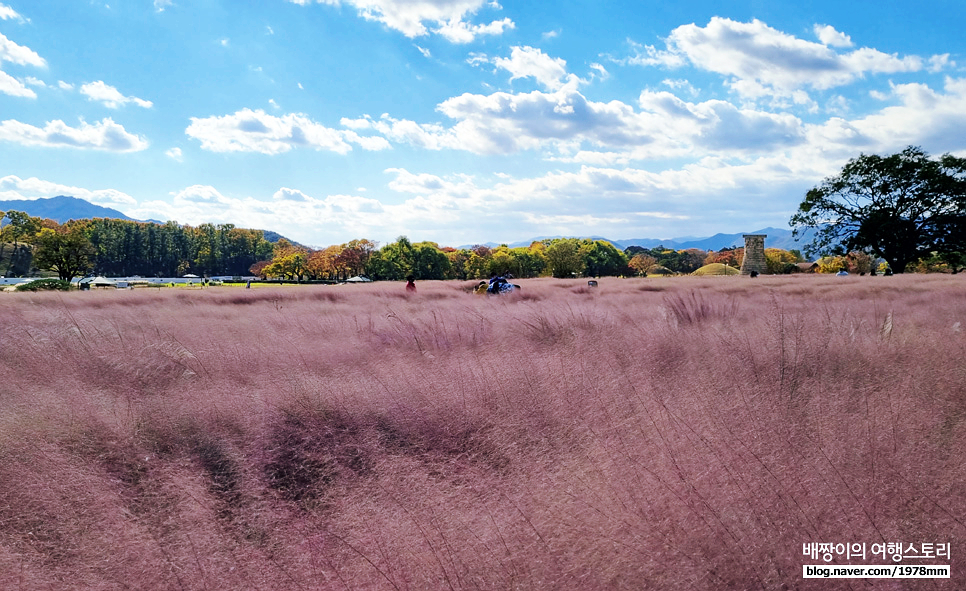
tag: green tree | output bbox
[0,210,42,276]
[583,240,628,277]
[33,223,95,281]
[1,210,41,244]
[544,238,586,278]
[445,249,472,280]
[411,242,451,279]
[366,236,414,280]
[790,146,966,273]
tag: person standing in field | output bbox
[406,275,417,294]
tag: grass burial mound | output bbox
[692,262,741,276]
[1,275,964,590]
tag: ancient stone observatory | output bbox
[739,234,767,275]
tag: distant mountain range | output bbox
[3,195,813,252]
[0,195,141,223]
[462,227,815,253]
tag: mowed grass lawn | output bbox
[1,275,964,590]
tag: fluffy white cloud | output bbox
[185,108,390,154]
[813,77,966,154]
[360,78,806,161]
[435,17,512,43]
[0,32,44,97]
[482,46,569,90]
[172,185,232,205]
[0,3,21,21]
[365,159,815,244]
[0,175,138,208]
[0,117,148,151]
[273,187,310,202]
[0,70,35,98]
[0,32,45,66]
[80,81,153,109]
[814,24,852,48]
[165,147,183,161]
[628,18,938,101]
[134,185,390,243]
[154,0,173,12]
[288,0,512,43]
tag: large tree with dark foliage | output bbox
[33,223,95,281]
[790,146,966,273]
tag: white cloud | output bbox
[416,45,431,58]
[490,46,569,90]
[0,117,148,151]
[618,40,686,68]
[154,0,173,12]
[165,147,183,161]
[672,19,924,95]
[273,187,309,202]
[185,108,390,154]
[365,78,805,161]
[0,32,44,67]
[589,63,608,82]
[0,32,45,68]
[288,0,513,43]
[125,158,805,246]
[80,81,153,108]
[0,70,35,98]
[626,18,939,102]
[364,159,815,245]
[928,54,953,73]
[0,175,138,208]
[173,185,232,205]
[0,3,21,21]
[814,24,852,48]
[662,78,698,96]
[135,185,390,242]
[434,17,512,43]
[821,77,966,154]
[58,81,74,90]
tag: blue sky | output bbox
[1,0,964,248]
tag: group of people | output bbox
[474,273,519,295]
[405,273,520,295]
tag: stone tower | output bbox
[740,234,767,275]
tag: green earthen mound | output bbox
[692,263,740,276]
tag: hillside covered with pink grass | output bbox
[1,275,964,589]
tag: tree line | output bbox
[0,214,273,280]
[250,236,633,282]
[254,237,813,282]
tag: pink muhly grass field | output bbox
[0,275,964,590]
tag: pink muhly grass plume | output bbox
[0,275,963,589]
